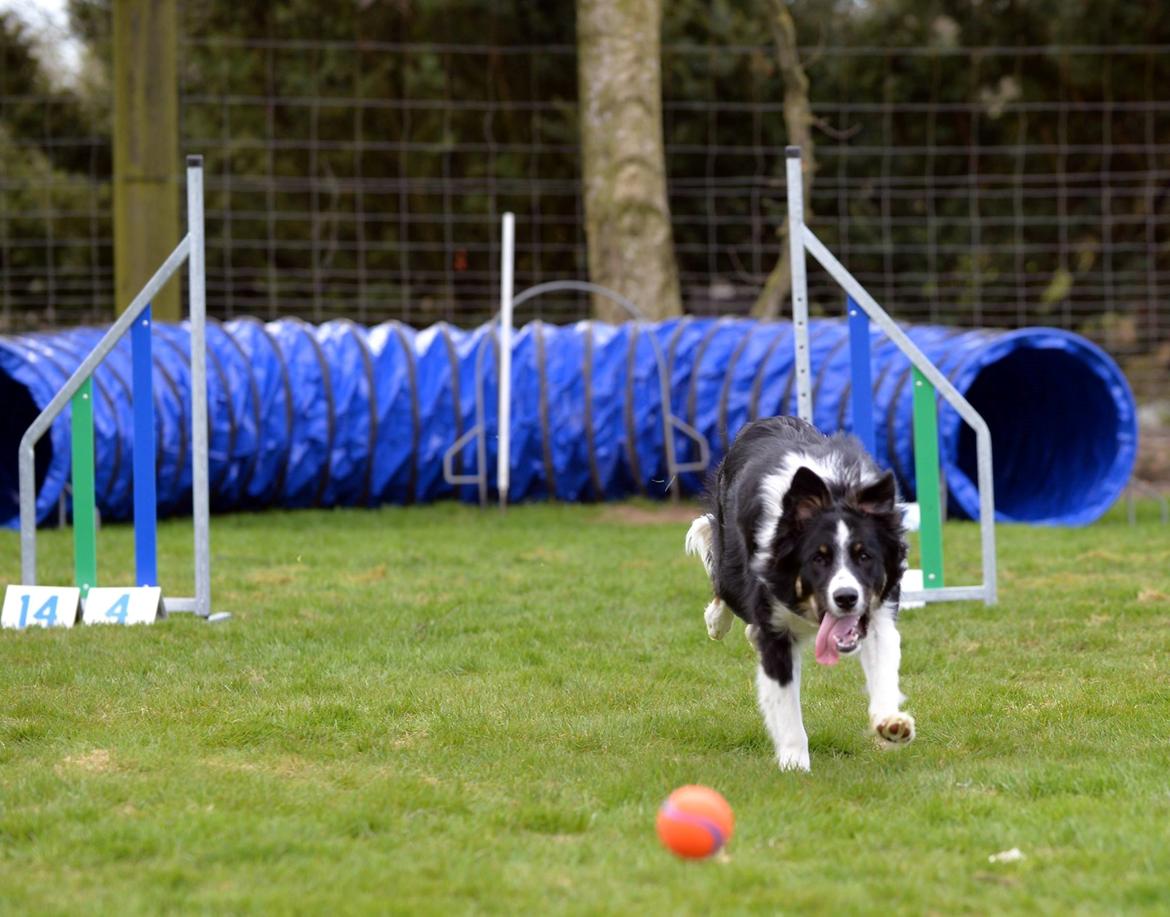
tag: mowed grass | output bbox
[1,500,1169,914]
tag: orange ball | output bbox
[656,785,735,859]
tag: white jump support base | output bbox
[449,213,711,510]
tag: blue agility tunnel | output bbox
[0,317,1137,529]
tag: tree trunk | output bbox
[577,0,681,322]
[752,0,815,319]
[114,0,181,321]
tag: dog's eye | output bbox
[813,552,830,566]
[856,549,872,562]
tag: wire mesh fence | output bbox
[1,29,1168,410]
[0,96,111,329]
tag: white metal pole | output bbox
[786,146,813,423]
[187,156,211,618]
[497,212,514,509]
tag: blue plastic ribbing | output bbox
[0,317,1139,528]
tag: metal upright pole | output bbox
[846,296,876,455]
[498,212,514,509]
[71,379,98,596]
[911,369,945,589]
[132,304,158,587]
[187,155,211,618]
[786,146,812,423]
[19,441,36,585]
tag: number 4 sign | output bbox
[82,587,163,626]
[1,586,82,629]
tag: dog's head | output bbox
[759,466,907,659]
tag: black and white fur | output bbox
[685,416,914,772]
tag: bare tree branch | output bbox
[751,0,816,320]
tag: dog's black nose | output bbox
[833,588,859,610]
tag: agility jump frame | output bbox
[785,146,997,606]
[13,156,216,620]
[447,154,996,607]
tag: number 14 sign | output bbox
[2,586,162,629]
[1,586,81,629]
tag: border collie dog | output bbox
[685,416,914,772]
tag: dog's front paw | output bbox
[776,744,811,772]
[873,712,916,746]
[704,599,733,640]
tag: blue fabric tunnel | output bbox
[0,317,1137,529]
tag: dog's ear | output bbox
[783,466,832,522]
[854,471,897,516]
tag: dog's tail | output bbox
[685,513,716,577]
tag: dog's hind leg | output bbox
[687,514,734,641]
[860,605,915,746]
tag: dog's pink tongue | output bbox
[815,613,862,666]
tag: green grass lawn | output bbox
[1,500,1169,914]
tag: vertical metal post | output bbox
[19,453,35,584]
[132,303,158,587]
[498,212,514,509]
[786,146,812,423]
[977,420,997,605]
[187,156,211,618]
[846,295,875,455]
[71,378,97,597]
[912,368,945,588]
[20,444,36,586]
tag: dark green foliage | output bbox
[0,12,107,176]
[0,12,111,331]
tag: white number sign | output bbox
[82,587,163,626]
[1,586,81,629]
